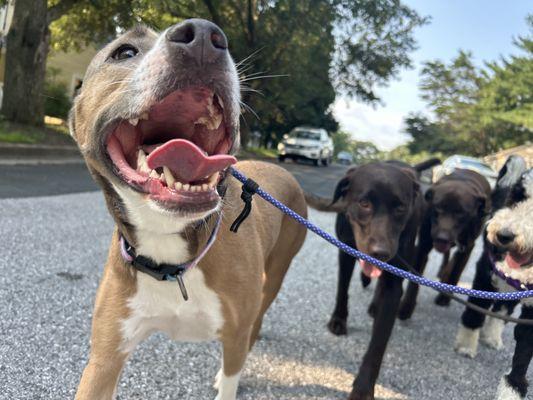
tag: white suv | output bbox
[277,127,334,166]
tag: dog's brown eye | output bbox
[359,199,371,209]
[112,45,139,60]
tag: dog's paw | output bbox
[480,316,504,350]
[435,293,451,307]
[213,368,222,390]
[495,375,525,400]
[398,301,415,320]
[454,325,479,358]
[328,315,348,336]
[347,390,374,400]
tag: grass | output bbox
[0,119,74,145]
[240,146,277,159]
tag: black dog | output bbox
[398,168,492,320]
[306,159,438,400]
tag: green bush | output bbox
[44,67,71,119]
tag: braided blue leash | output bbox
[229,166,533,301]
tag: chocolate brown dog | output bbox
[306,159,438,400]
[399,168,491,320]
[70,21,307,399]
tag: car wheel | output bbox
[321,156,330,166]
[278,155,285,163]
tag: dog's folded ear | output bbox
[477,194,491,217]
[399,168,420,200]
[332,176,350,205]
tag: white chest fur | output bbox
[121,267,224,353]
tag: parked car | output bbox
[337,151,353,165]
[277,127,334,166]
[433,155,498,188]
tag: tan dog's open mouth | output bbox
[106,86,236,208]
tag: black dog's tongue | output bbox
[146,139,236,183]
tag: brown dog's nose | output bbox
[368,245,392,262]
[166,19,228,64]
[496,229,515,246]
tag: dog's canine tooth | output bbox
[129,118,139,126]
[202,184,209,191]
[175,182,183,190]
[149,170,159,179]
[137,150,150,174]
[140,112,149,120]
[163,167,175,186]
[183,183,190,191]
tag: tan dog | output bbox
[69,20,307,399]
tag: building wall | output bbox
[47,46,97,95]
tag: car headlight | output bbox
[277,143,285,151]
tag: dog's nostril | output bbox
[211,31,227,49]
[167,23,195,44]
[496,229,515,245]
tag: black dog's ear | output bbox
[400,168,420,201]
[332,176,350,204]
[424,188,433,202]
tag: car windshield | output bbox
[459,159,494,174]
[290,130,321,140]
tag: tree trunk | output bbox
[2,0,49,126]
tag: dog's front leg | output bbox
[349,273,403,400]
[435,243,474,306]
[496,307,533,399]
[214,327,253,400]
[76,258,135,400]
[328,250,356,336]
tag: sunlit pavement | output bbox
[0,189,525,399]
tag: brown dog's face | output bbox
[333,163,419,262]
[70,21,240,227]
[425,180,487,253]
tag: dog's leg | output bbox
[367,277,384,318]
[455,249,493,358]
[349,273,403,400]
[496,307,533,399]
[76,294,133,399]
[214,328,252,400]
[328,250,356,336]
[481,298,516,350]
[435,243,474,306]
[398,218,432,320]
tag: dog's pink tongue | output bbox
[360,260,382,278]
[146,139,236,183]
[505,253,528,269]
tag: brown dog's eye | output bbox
[359,199,371,209]
[111,45,139,61]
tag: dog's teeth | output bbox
[163,167,175,186]
[202,184,209,191]
[175,182,183,190]
[208,172,219,185]
[216,95,224,109]
[192,185,199,192]
[137,150,150,174]
[140,112,149,120]
[149,170,159,179]
[129,118,139,126]
[183,183,190,191]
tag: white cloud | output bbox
[333,98,411,151]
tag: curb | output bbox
[0,143,82,162]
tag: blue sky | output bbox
[333,0,532,150]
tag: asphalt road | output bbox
[0,159,527,399]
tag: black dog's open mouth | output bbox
[106,87,236,208]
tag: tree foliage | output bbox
[331,130,383,162]
[47,0,426,142]
[403,16,533,157]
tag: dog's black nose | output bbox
[167,19,228,64]
[496,229,515,245]
[368,245,391,262]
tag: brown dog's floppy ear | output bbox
[332,176,350,204]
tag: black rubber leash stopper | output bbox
[230,178,259,233]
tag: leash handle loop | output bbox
[230,178,259,233]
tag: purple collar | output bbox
[119,214,222,301]
[490,255,533,291]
